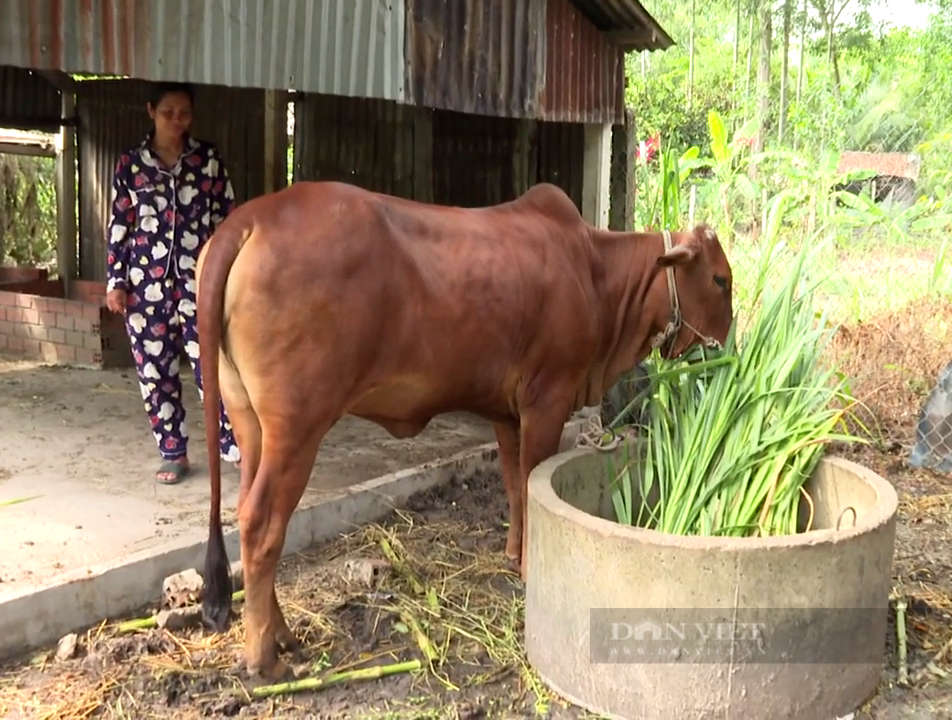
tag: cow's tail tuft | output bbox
[198,220,251,633]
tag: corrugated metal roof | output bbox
[540,0,625,124]
[404,0,546,119]
[567,0,675,51]
[837,151,921,181]
[0,0,407,101]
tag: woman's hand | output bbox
[106,288,128,315]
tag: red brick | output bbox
[82,304,101,321]
[0,321,12,336]
[0,267,45,283]
[0,335,7,349]
[73,318,94,334]
[14,294,33,308]
[47,328,66,344]
[0,291,16,307]
[12,324,29,338]
[25,324,48,341]
[18,308,39,324]
[7,336,23,351]
[44,298,65,314]
[64,302,85,318]
[55,312,74,331]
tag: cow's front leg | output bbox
[493,420,522,569]
[516,398,573,583]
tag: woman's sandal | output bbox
[156,460,191,485]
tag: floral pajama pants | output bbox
[124,274,240,463]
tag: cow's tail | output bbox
[197,220,252,633]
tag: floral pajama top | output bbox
[105,133,235,297]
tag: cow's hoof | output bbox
[275,627,301,653]
[246,658,295,684]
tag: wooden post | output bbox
[262,90,288,195]
[609,109,636,232]
[411,107,433,203]
[512,119,538,199]
[55,84,77,296]
[582,123,613,229]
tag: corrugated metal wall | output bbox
[431,110,521,207]
[293,93,432,202]
[536,120,585,209]
[293,95,587,212]
[0,0,406,101]
[541,0,625,124]
[404,0,546,120]
[0,65,61,131]
[75,79,269,281]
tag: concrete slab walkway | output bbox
[0,359,501,599]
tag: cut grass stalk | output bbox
[115,588,246,633]
[609,230,866,537]
[250,659,423,699]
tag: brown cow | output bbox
[195,181,733,681]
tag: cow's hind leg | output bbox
[220,357,299,654]
[493,420,523,568]
[231,420,298,654]
[239,426,327,681]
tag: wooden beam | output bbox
[0,141,56,159]
[54,90,78,296]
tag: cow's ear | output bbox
[657,240,700,267]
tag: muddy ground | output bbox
[0,297,951,719]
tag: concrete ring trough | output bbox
[524,439,899,720]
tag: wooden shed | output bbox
[0,0,673,369]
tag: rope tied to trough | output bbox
[574,414,622,452]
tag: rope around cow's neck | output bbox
[574,229,721,454]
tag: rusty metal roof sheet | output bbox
[567,0,675,51]
[837,151,921,181]
[0,0,407,101]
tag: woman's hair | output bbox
[148,81,195,109]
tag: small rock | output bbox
[155,606,203,631]
[340,558,391,587]
[55,632,78,661]
[162,568,204,609]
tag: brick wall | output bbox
[0,267,133,369]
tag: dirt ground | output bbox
[1,296,952,719]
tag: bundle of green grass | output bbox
[609,233,863,538]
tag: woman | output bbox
[104,81,241,485]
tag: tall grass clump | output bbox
[608,230,865,537]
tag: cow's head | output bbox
[653,225,734,357]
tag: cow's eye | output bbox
[713,275,727,289]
